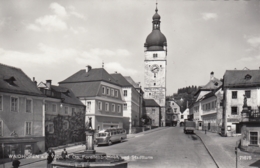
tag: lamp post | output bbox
[1,143,4,159]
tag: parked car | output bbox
[95,128,127,146]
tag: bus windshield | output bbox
[97,132,107,137]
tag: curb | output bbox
[127,127,168,139]
[194,133,219,168]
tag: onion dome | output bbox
[144,4,167,51]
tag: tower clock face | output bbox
[151,64,159,73]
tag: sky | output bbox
[1,0,260,96]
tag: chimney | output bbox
[46,80,52,90]
[210,72,214,81]
[86,65,92,72]
[32,77,37,86]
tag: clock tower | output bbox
[144,4,167,126]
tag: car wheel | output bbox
[108,140,112,146]
[120,138,123,143]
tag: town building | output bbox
[143,5,167,127]
[59,66,126,131]
[200,87,223,133]
[0,63,45,158]
[165,98,180,126]
[38,80,85,150]
[190,72,222,130]
[143,99,161,127]
[179,108,189,126]
[222,69,260,137]
[110,73,141,133]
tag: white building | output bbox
[223,69,260,136]
[179,108,189,126]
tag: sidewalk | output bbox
[0,143,86,168]
[195,130,240,168]
[127,127,168,139]
[195,130,260,168]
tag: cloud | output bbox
[27,3,85,33]
[237,57,254,62]
[105,62,138,75]
[34,15,68,32]
[247,36,260,48]
[50,2,68,17]
[201,13,218,21]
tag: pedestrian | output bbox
[61,148,68,160]
[47,148,55,168]
[12,158,20,168]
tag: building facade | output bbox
[143,99,161,127]
[143,5,167,127]
[59,66,126,131]
[38,80,85,150]
[111,74,141,133]
[223,69,260,136]
[165,98,180,126]
[0,63,45,158]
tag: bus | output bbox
[95,128,127,146]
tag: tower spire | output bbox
[155,2,158,13]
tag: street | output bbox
[24,127,217,168]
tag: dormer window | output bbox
[245,74,252,80]
[4,76,16,86]
[214,82,218,86]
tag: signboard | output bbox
[227,118,240,123]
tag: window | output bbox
[98,102,102,110]
[245,90,251,98]
[174,108,177,112]
[149,93,151,96]
[112,104,115,112]
[48,123,54,133]
[11,97,18,112]
[154,83,156,86]
[153,53,158,58]
[107,88,110,95]
[181,115,183,119]
[118,105,121,113]
[65,107,68,114]
[26,99,32,113]
[154,74,156,78]
[152,109,155,114]
[105,103,109,111]
[115,90,118,97]
[231,106,238,115]
[72,108,75,113]
[123,103,127,110]
[25,122,32,135]
[52,104,56,112]
[45,103,48,112]
[87,101,91,110]
[111,89,114,96]
[0,120,2,136]
[102,86,106,94]
[232,91,237,99]
[124,90,127,97]
[250,132,258,145]
[0,95,2,111]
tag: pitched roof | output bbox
[143,99,160,107]
[194,77,222,96]
[51,85,84,106]
[224,70,260,88]
[124,76,140,88]
[0,63,44,97]
[59,68,119,86]
[110,73,132,87]
[59,81,100,97]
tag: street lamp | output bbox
[1,143,4,159]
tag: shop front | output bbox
[0,138,39,158]
[95,115,124,131]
